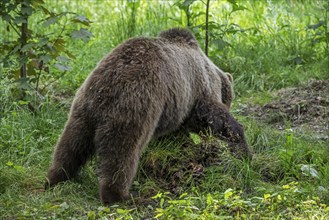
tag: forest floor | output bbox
[126,79,329,217]
[243,79,329,138]
[148,79,329,185]
[1,79,329,219]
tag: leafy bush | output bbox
[0,0,92,103]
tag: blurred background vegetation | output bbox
[1,0,327,102]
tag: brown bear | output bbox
[45,28,252,204]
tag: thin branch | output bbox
[41,71,67,92]
[205,0,210,56]
[325,2,329,55]
[20,2,28,79]
[8,21,21,36]
[53,14,68,47]
[35,66,42,92]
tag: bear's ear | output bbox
[225,72,233,83]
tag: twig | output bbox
[205,0,210,56]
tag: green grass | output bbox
[0,0,328,219]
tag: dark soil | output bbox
[242,80,329,139]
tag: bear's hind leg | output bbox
[46,116,95,188]
[95,123,154,204]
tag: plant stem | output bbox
[205,0,210,56]
[20,1,28,79]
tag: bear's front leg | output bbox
[186,99,252,160]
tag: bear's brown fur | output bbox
[45,28,252,204]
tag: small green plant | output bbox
[189,132,201,145]
[5,161,25,173]
[151,182,329,219]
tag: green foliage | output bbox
[0,0,92,98]
[189,132,201,145]
[170,0,328,94]
[151,183,329,219]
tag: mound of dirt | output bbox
[135,134,229,198]
[243,80,329,138]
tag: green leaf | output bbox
[56,55,70,63]
[72,15,91,26]
[64,50,76,59]
[213,39,229,50]
[7,3,17,11]
[263,193,271,200]
[189,133,201,145]
[206,193,213,205]
[60,202,69,210]
[307,21,325,30]
[40,54,52,64]
[15,77,32,90]
[51,38,66,53]
[116,208,131,214]
[55,63,71,71]
[21,42,35,52]
[42,16,60,27]
[14,15,26,24]
[71,28,93,42]
[13,165,24,172]
[21,5,33,16]
[2,14,12,22]
[160,198,165,208]
[155,212,164,218]
[182,0,195,7]
[18,100,29,105]
[227,0,248,13]
[87,211,96,220]
[6,161,14,166]
[175,0,195,11]
[191,12,206,19]
[232,4,248,12]
[224,188,234,200]
[301,164,319,178]
[179,192,188,199]
[36,37,49,47]
[10,45,21,54]
[152,192,163,199]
